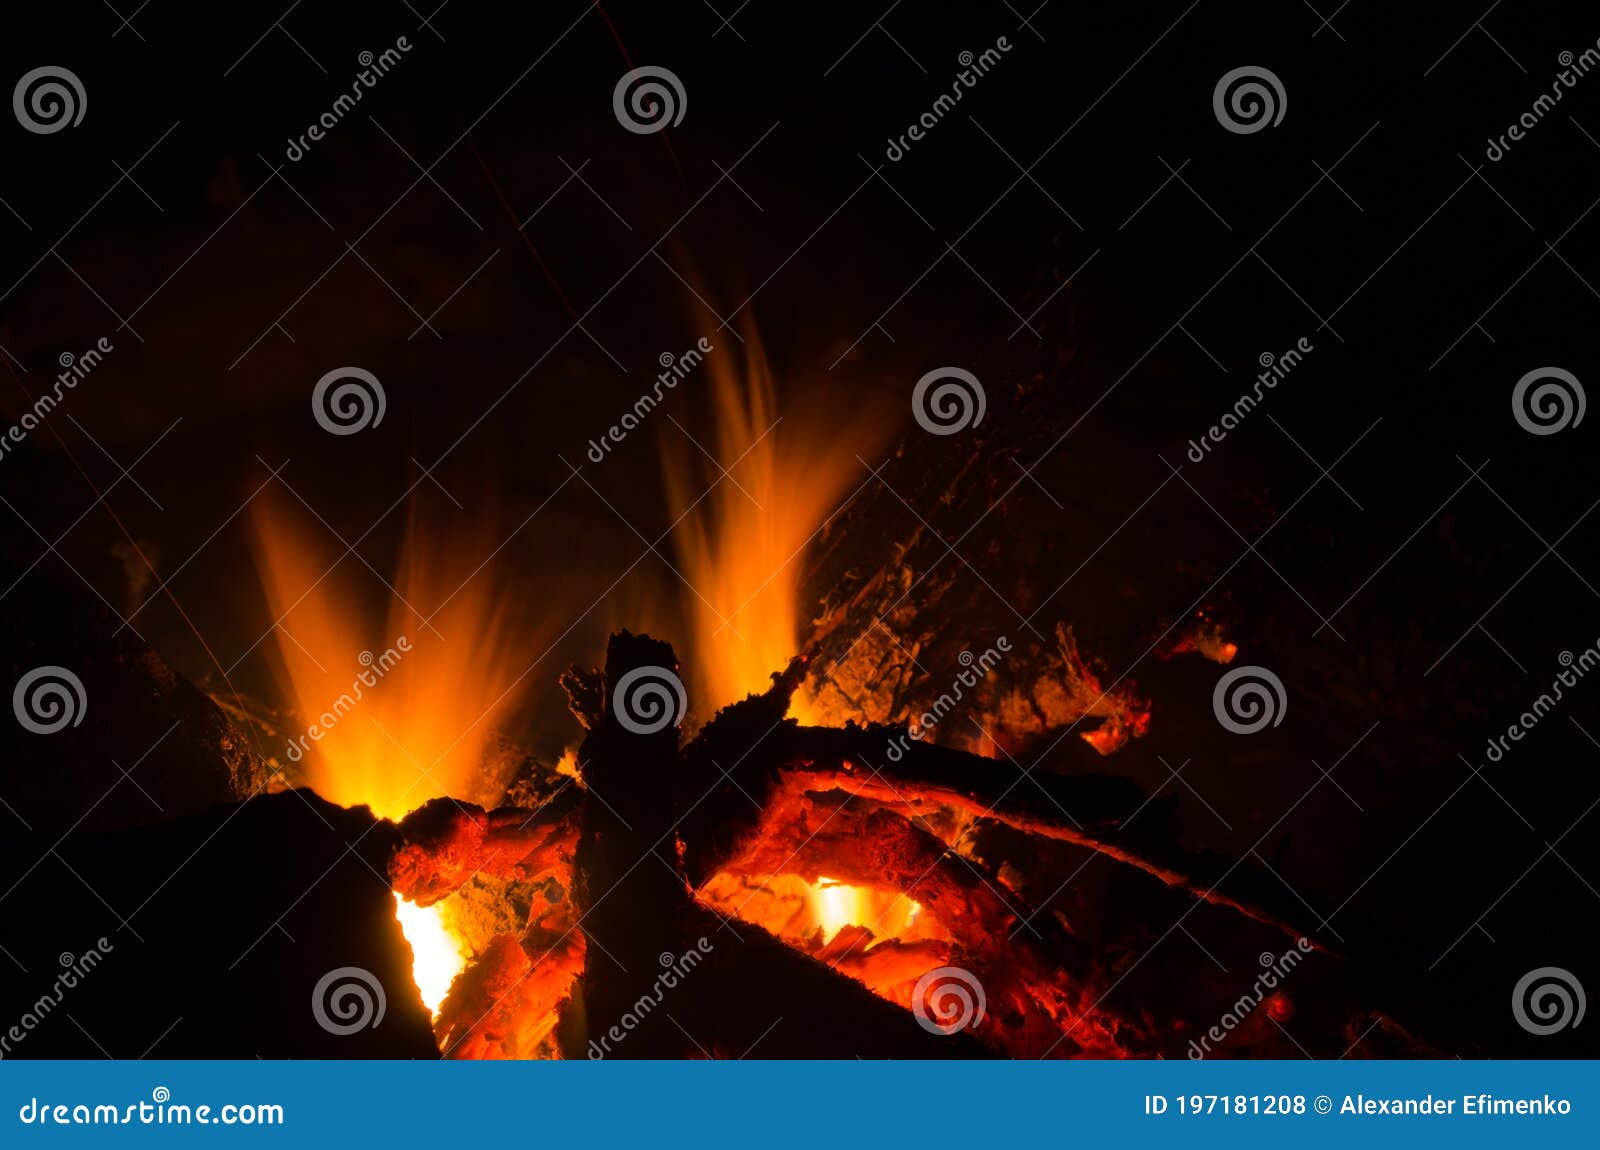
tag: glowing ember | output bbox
[1166,611,1238,665]
[700,871,935,949]
[392,893,470,1017]
[812,876,924,943]
[813,876,860,942]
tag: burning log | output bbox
[565,631,988,1057]
[389,795,578,906]
[674,659,1331,953]
[710,785,1138,1056]
[820,931,952,992]
[771,725,1331,951]
[386,791,583,1058]
[433,918,586,1059]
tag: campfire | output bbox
[5,0,1584,1070]
[200,340,1390,1062]
[0,322,1442,1061]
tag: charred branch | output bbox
[677,665,1329,951]
[773,723,1332,951]
[569,630,700,1056]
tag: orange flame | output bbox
[250,496,527,820]
[661,332,884,722]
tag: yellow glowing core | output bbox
[393,893,469,1016]
[812,876,923,944]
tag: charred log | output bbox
[569,630,699,1057]
[713,785,1139,1056]
[669,902,991,1058]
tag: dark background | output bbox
[1,1,1596,1057]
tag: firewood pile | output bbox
[385,629,1428,1059]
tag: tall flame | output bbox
[662,332,882,721]
[250,495,526,819]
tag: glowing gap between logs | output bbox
[393,893,470,1017]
